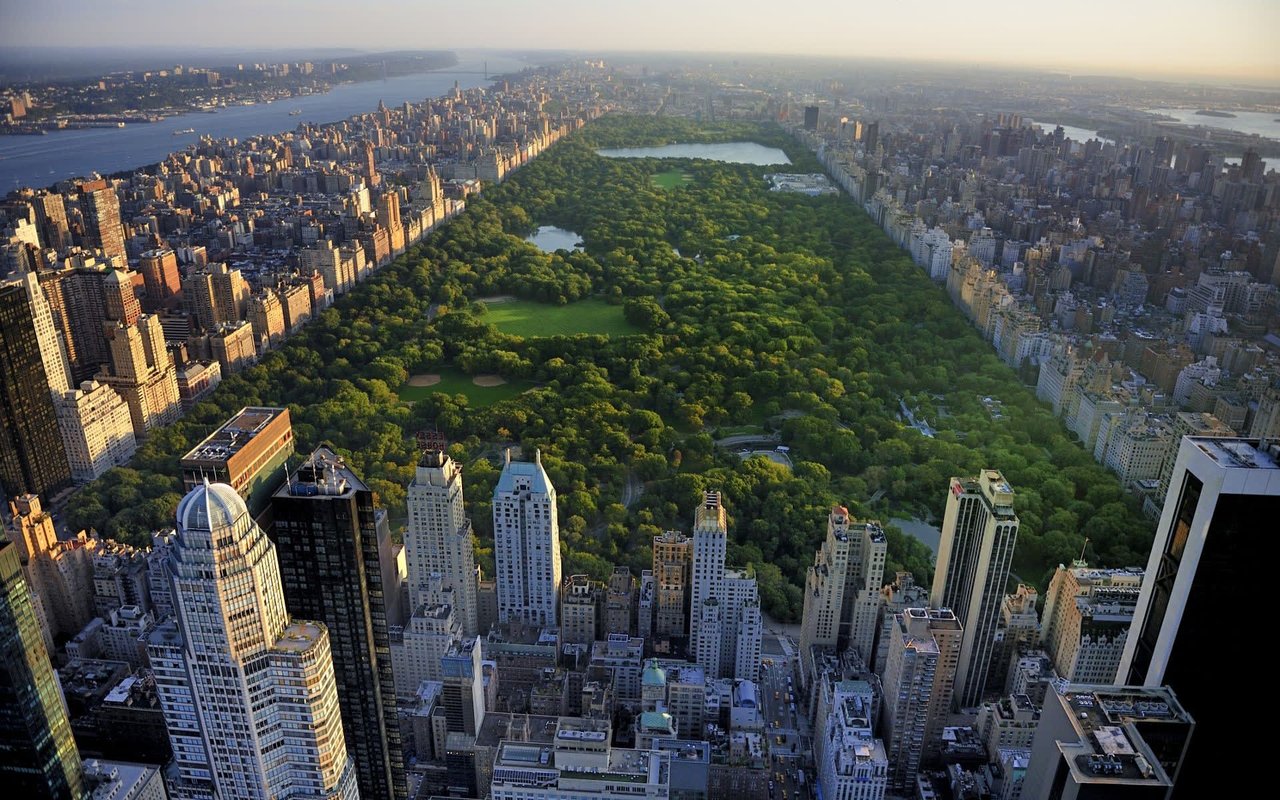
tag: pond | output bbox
[596,141,792,165]
[890,517,941,556]
[526,226,583,253]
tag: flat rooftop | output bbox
[181,406,290,465]
[273,621,324,652]
[1190,437,1279,470]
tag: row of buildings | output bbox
[1,62,611,503]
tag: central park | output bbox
[69,115,1154,622]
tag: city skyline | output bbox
[0,0,1277,84]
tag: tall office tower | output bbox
[0,283,71,499]
[5,494,89,648]
[270,447,407,800]
[0,540,84,800]
[1022,684,1193,800]
[31,191,72,252]
[97,316,180,437]
[932,470,1020,707]
[364,139,380,188]
[137,248,182,312]
[405,445,478,635]
[689,491,726,661]
[560,574,599,645]
[881,608,962,790]
[61,267,111,381]
[78,179,126,262]
[986,583,1039,693]
[1040,564,1141,685]
[147,482,359,800]
[803,105,820,130]
[1119,437,1279,794]
[863,121,879,153]
[653,530,691,637]
[493,450,560,627]
[102,269,141,325]
[440,637,488,737]
[12,271,71,394]
[839,516,887,661]
[376,191,405,255]
[181,271,218,332]
[54,379,136,483]
[210,263,249,323]
[246,288,285,351]
[800,506,853,678]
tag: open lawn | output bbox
[398,368,530,406]
[484,297,639,338]
[652,169,694,189]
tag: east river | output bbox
[0,52,533,191]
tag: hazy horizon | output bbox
[2,0,1278,86]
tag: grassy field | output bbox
[484,297,639,338]
[652,169,693,189]
[398,368,530,406]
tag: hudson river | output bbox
[0,53,533,191]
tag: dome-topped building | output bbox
[175,479,247,532]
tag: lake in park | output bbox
[891,517,941,555]
[596,141,792,165]
[526,226,583,253]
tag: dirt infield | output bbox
[406,374,442,387]
[472,374,508,387]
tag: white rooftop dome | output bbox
[176,480,247,532]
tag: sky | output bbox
[2,0,1278,84]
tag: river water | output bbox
[0,53,533,191]
[1148,107,1280,141]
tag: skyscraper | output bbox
[405,444,478,636]
[0,539,84,800]
[1041,563,1141,685]
[932,470,1020,707]
[493,450,561,627]
[652,530,691,638]
[78,179,126,262]
[880,608,961,791]
[12,271,71,395]
[1,282,71,499]
[1118,437,1279,794]
[690,491,726,667]
[839,515,887,661]
[270,447,407,800]
[688,491,761,679]
[147,481,359,800]
[137,248,182,312]
[800,506,853,676]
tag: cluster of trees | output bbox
[70,116,1153,621]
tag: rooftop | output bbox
[273,620,324,652]
[181,406,290,465]
[1190,436,1279,470]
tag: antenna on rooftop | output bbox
[1080,537,1090,562]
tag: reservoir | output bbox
[1,52,532,191]
[890,516,941,555]
[526,226,582,253]
[596,141,791,165]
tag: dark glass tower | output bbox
[1120,436,1279,795]
[0,283,70,499]
[0,539,83,800]
[270,446,406,800]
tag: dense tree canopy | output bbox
[70,116,1153,621]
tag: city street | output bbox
[759,652,812,800]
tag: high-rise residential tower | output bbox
[881,608,962,791]
[406,445,478,636]
[932,470,1019,707]
[147,481,359,800]
[1118,437,1279,795]
[800,506,853,675]
[1041,563,1142,685]
[652,530,691,638]
[0,282,70,499]
[839,515,887,661]
[0,539,84,800]
[688,491,762,679]
[270,447,407,800]
[493,450,560,627]
[78,179,127,262]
